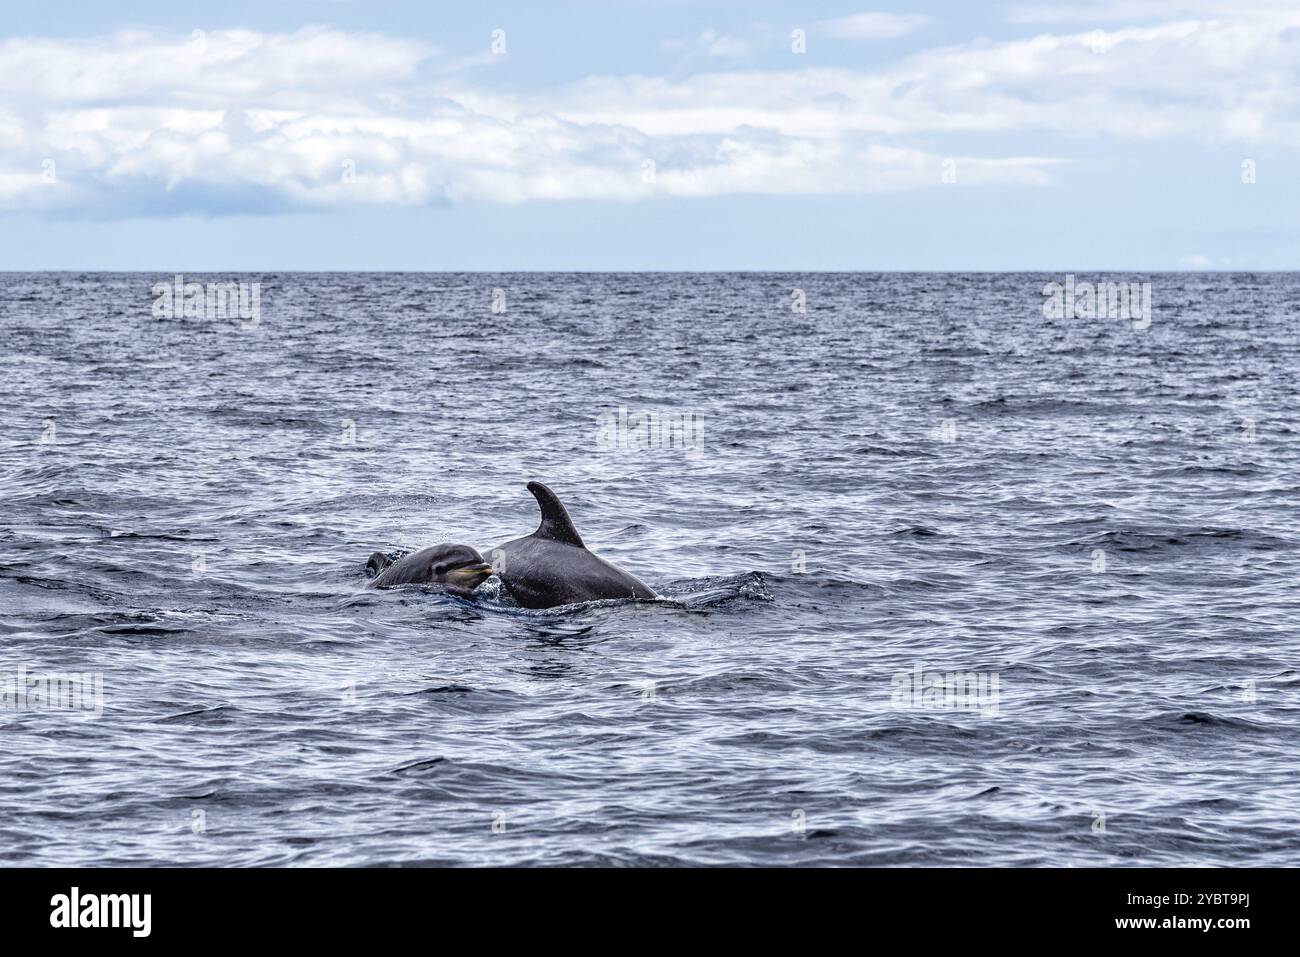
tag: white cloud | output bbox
[0,9,1297,217]
[660,27,754,78]
[1003,0,1300,23]
[662,29,751,60]
[0,27,431,104]
[814,12,935,39]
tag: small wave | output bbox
[1151,464,1262,477]
[968,395,1120,416]
[662,572,774,608]
[891,525,941,537]
[402,684,475,696]
[1065,526,1288,552]
[663,668,802,696]
[388,757,446,775]
[1142,711,1267,733]
[853,445,927,458]
[155,704,237,725]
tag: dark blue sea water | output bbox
[1,272,1297,866]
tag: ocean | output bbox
[1,271,1296,866]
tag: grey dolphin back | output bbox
[491,482,656,608]
[527,481,585,547]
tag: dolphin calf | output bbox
[489,482,657,609]
[366,543,496,594]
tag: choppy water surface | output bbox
[0,272,1297,866]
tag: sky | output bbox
[0,1,1296,270]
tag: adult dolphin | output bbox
[489,482,657,609]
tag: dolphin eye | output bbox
[434,564,448,575]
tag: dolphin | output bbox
[488,482,657,609]
[366,543,496,594]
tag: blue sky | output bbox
[1,1,1296,270]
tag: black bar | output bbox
[0,868,1277,944]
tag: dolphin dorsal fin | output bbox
[526,481,585,548]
